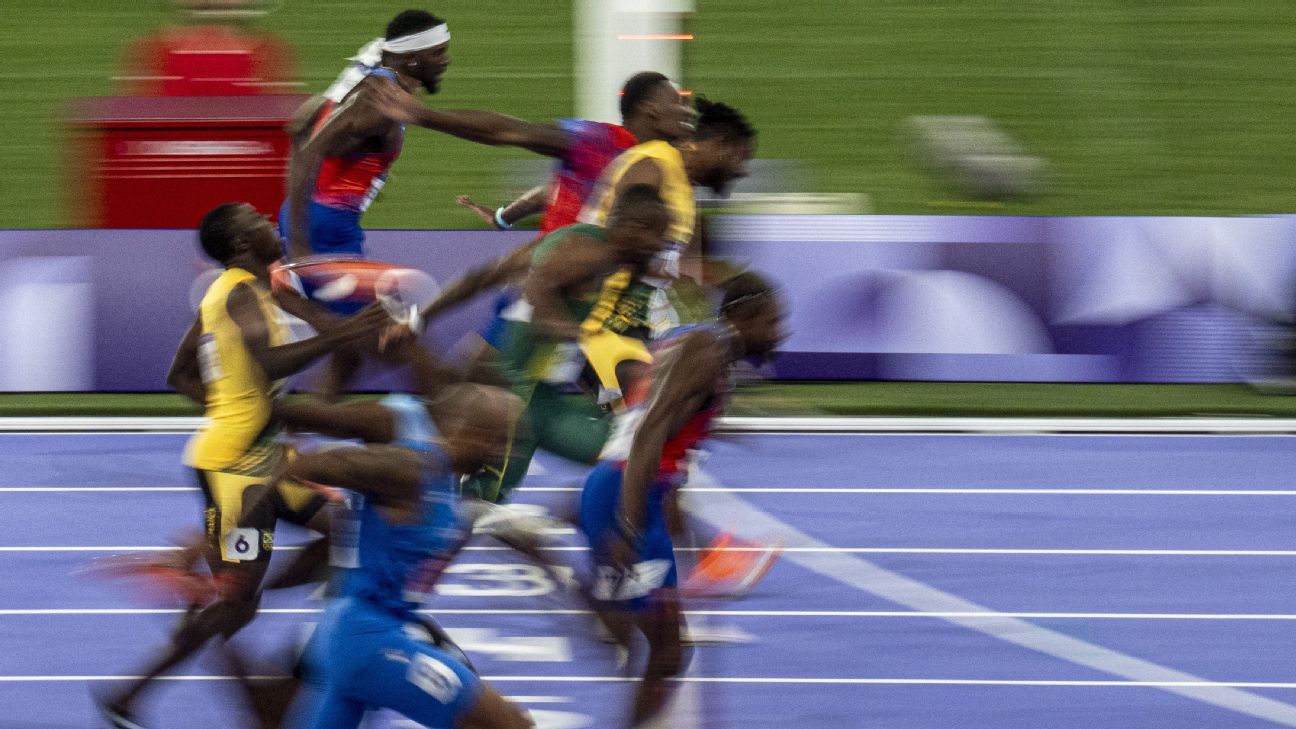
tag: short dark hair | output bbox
[611,183,666,218]
[694,96,756,145]
[619,71,671,123]
[198,202,246,263]
[720,270,776,318]
[386,9,445,41]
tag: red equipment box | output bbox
[65,95,309,229]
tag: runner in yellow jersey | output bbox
[576,97,756,398]
[582,96,756,283]
[100,203,389,729]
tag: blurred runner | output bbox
[580,271,786,726]
[96,202,389,729]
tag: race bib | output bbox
[223,527,261,561]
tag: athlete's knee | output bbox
[210,592,262,639]
[460,685,534,729]
[171,592,260,647]
[645,639,687,680]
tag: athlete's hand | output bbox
[338,302,396,341]
[607,531,640,573]
[369,81,424,125]
[456,195,501,228]
[375,321,419,358]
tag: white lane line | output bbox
[8,415,1296,434]
[693,488,1296,496]
[0,486,580,493]
[0,487,198,492]
[685,469,1296,727]
[9,486,1296,496]
[6,545,1296,556]
[6,608,1296,621]
[7,674,1296,688]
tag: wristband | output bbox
[494,207,513,230]
[616,512,643,544]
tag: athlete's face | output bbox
[645,84,696,142]
[607,204,671,261]
[736,296,788,360]
[231,204,282,265]
[410,43,450,94]
[693,137,754,195]
[440,390,523,474]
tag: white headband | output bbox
[325,25,450,102]
[381,24,451,54]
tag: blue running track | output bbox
[2,430,1296,728]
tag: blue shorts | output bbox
[480,290,518,349]
[579,461,677,611]
[294,597,483,729]
[279,199,367,258]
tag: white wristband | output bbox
[494,207,513,230]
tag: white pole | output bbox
[574,0,696,123]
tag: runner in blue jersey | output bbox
[269,382,531,729]
[580,272,786,727]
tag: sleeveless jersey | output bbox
[331,394,469,617]
[184,268,288,472]
[310,67,405,213]
[541,120,637,235]
[580,140,696,249]
[529,223,657,340]
[600,324,733,482]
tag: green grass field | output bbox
[2,1,1294,229]
[6,383,1296,418]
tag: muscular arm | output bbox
[405,107,568,158]
[272,286,342,333]
[284,444,423,508]
[369,82,569,158]
[521,235,613,341]
[166,315,206,405]
[611,158,664,200]
[618,333,723,532]
[228,283,381,381]
[285,94,329,142]
[275,399,397,443]
[497,183,551,228]
[286,81,393,260]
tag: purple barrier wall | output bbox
[711,215,1296,382]
[2,215,1295,391]
[0,229,531,391]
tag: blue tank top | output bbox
[332,394,468,616]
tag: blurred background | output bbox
[2,0,1296,411]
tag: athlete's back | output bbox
[581,139,696,249]
[331,394,469,618]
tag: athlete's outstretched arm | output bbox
[276,399,398,443]
[618,333,722,536]
[227,283,389,381]
[373,84,568,158]
[272,287,341,334]
[285,79,392,260]
[521,235,613,341]
[283,444,424,508]
[167,314,206,405]
[458,183,550,230]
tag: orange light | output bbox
[618,89,692,96]
[616,33,695,41]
